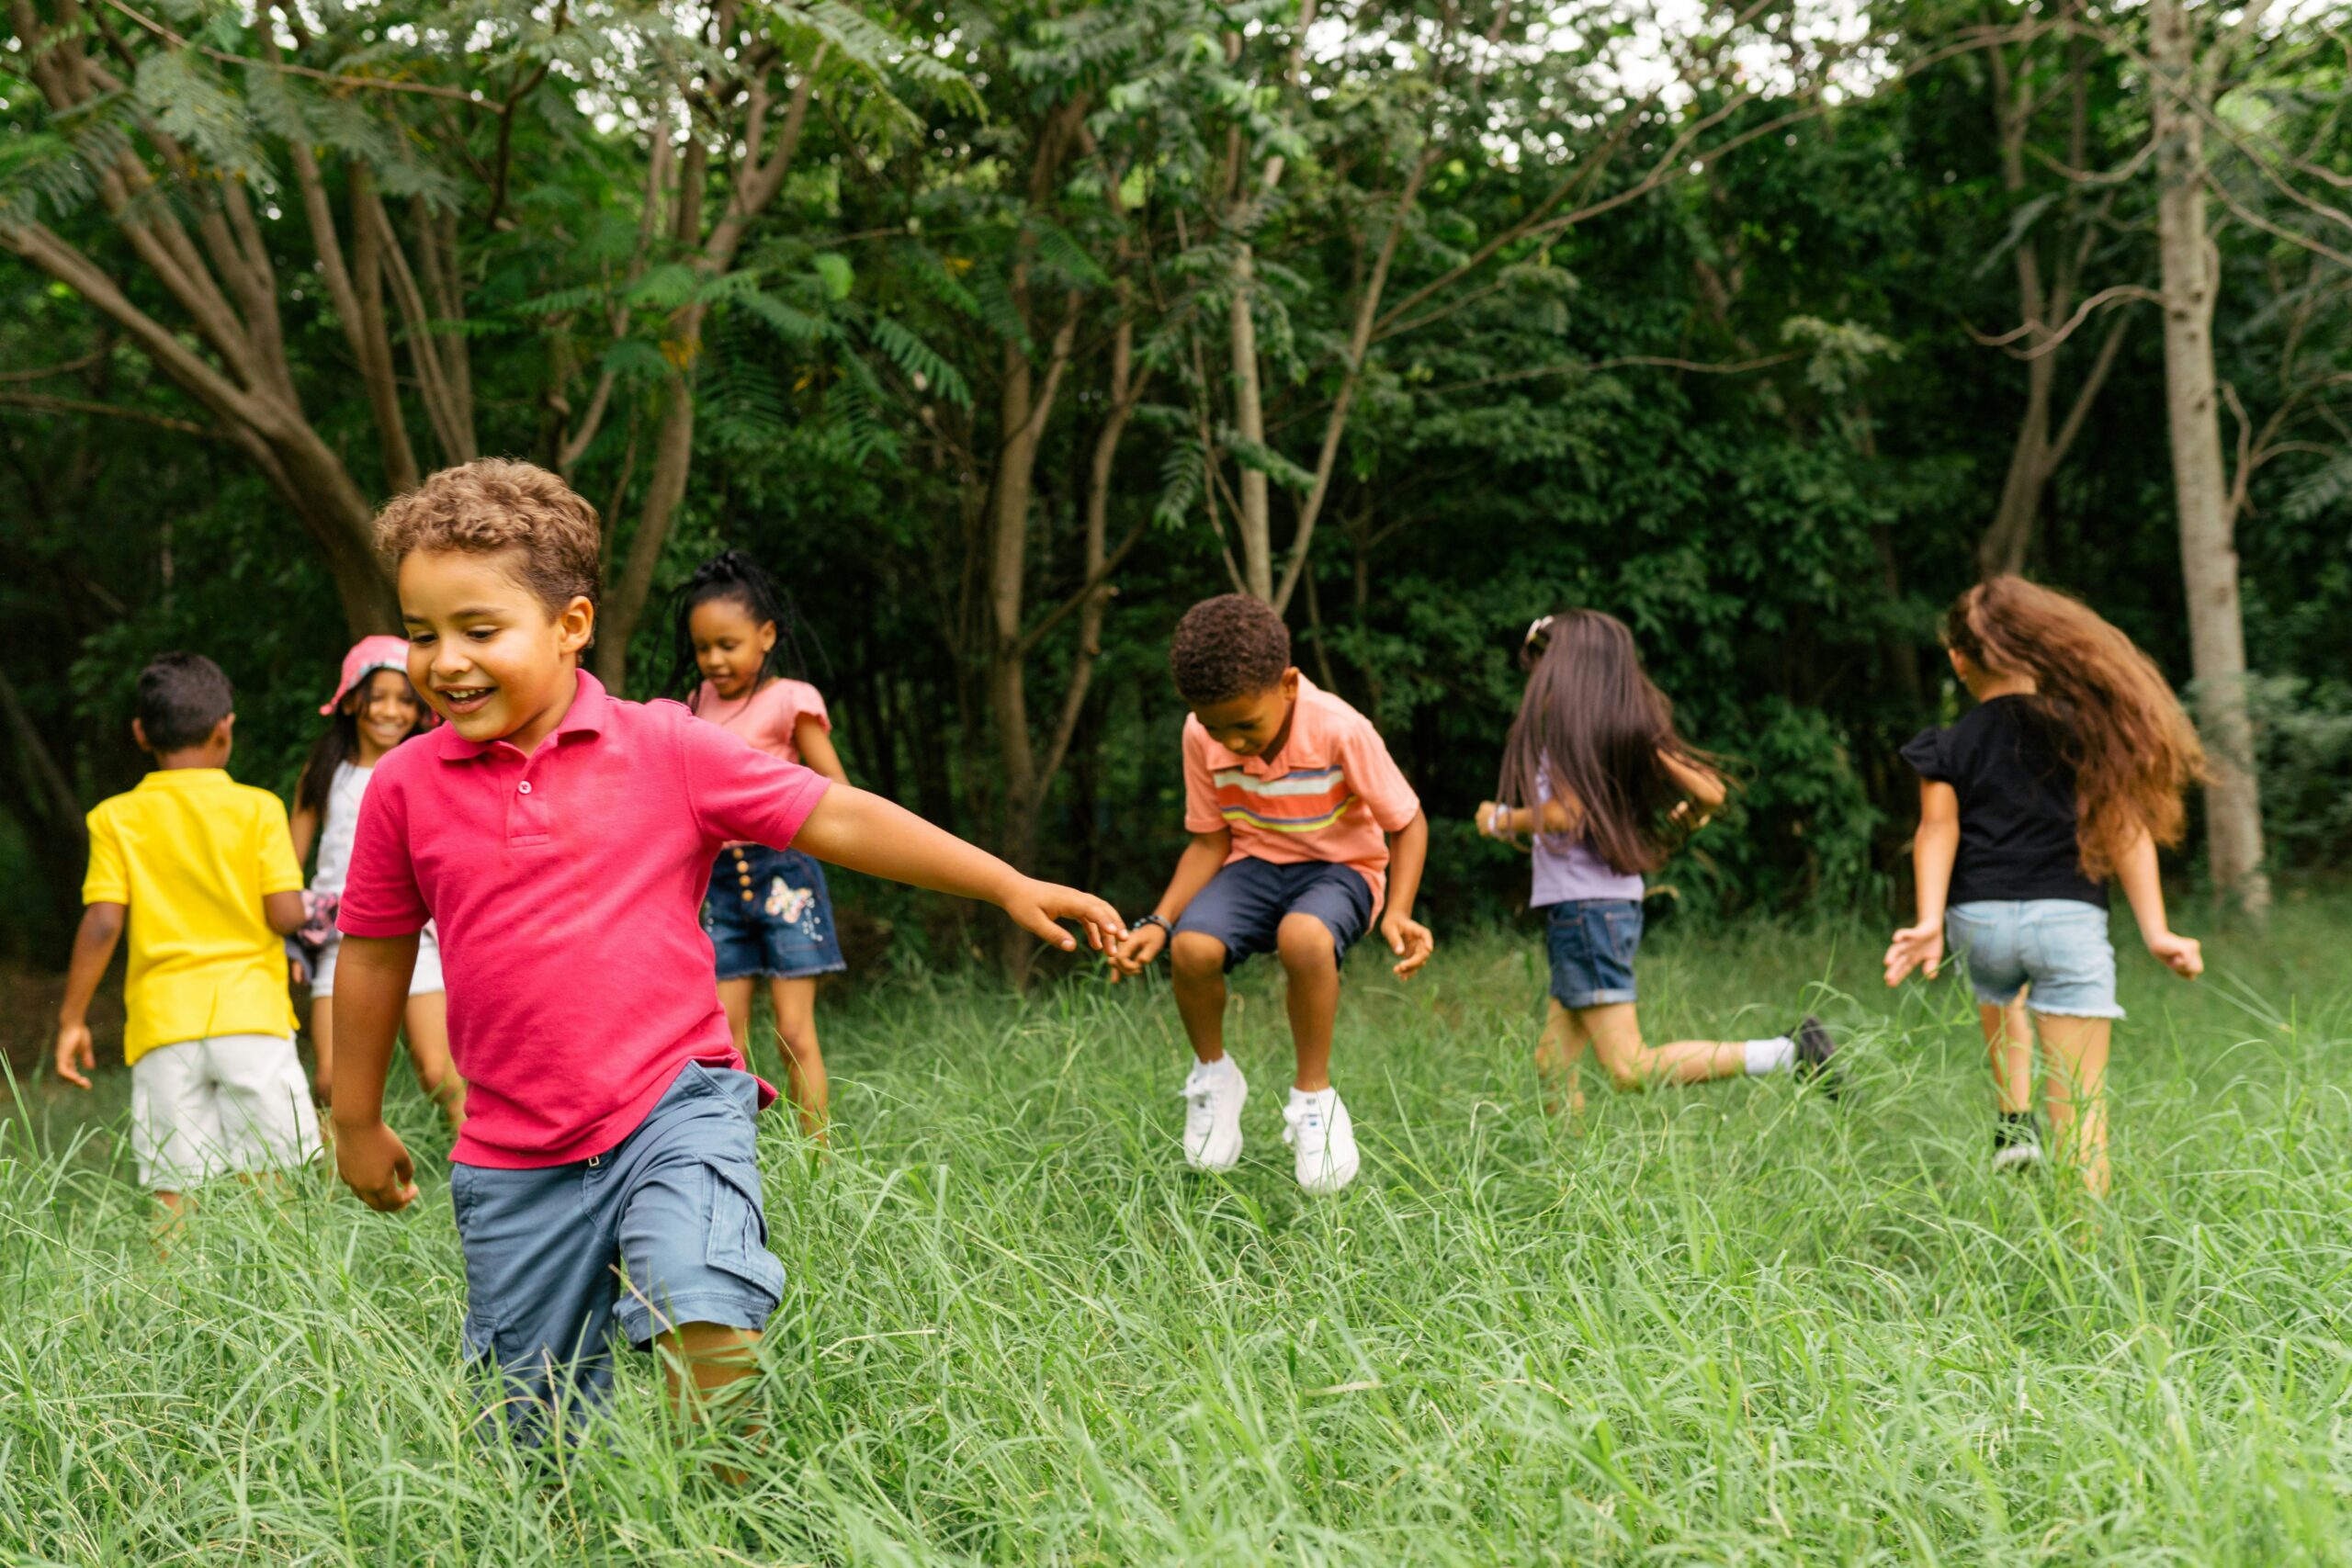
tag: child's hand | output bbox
[1383,912,1434,978]
[1107,922,1168,982]
[1883,922,1944,987]
[1003,877,1125,955]
[52,1022,95,1089]
[335,1119,418,1212]
[1474,801,1503,838]
[2146,929,2203,979]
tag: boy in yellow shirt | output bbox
[53,652,319,1212]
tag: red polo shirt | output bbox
[336,671,831,1167]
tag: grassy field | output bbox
[4,898,2350,1565]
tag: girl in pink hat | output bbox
[289,637,465,1131]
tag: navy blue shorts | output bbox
[449,1064,786,1435]
[701,843,847,981]
[1544,898,1643,1009]
[1173,857,1374,970]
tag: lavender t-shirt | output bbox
[1530,773,1643,907]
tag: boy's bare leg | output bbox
[1274,914,1340,1093]
[1169,932,1232,1065]
[2037,1013,2112,1198]
[1581,1004,1747,1090]
[402,992,466,1131]
[1535,999,1589,1117]
[1979,996,2034,1114]
[659,1321,763,1413]
[768,976,828,1136]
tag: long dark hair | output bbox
[1941,576,2203,880]
[1495,610,1716,877]
[296,669,428,821]
[667,549,823,705]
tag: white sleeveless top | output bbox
[311,761,372,897]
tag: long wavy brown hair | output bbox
[1941,576,2205,880]
[1495,609,1716,877]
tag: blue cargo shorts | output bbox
[448,1062,785,1432]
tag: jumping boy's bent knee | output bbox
[1169,930,1228,978]
[1275,912,1340,969]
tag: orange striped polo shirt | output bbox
[1182,676,1422,911]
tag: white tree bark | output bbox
[2150,0,2270,918]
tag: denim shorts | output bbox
[1173,857,1374,970]
[1544,899,1643,1009]
[448,1063,786,1433]
[1945,898,2122,1019]
[701,843,847,981]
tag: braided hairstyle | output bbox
[668,550,822,704]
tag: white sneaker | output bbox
[1283,1087,1360,1194]
[1181,1058,1247,1172]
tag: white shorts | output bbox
[130,1033,322,1191]
[310,924,444,999]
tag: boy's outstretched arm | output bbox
[52,902,125,1089]
[1108,830,1230,980]
[331,934,421,1212]
[2114,828,2201,978]
[1381,809,1434,978]
[1885,781,1959,987]
[794,785,1124,953]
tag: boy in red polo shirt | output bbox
[332,459,1122,1436]
[1108,595,1431,1192]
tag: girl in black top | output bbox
[1884,578,2205,1196]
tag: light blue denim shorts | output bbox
[1945,899,2123,1020]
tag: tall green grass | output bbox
[4,901,2348,1564]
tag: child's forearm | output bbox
[1911,820,1958,926]
[1152,836,1231,921]
[1386,810,1429,919]
[2113,829,2173,942]
[330,934,418,1129]
[56,904,125,1028]
[795,784,1030,907]
[1662,752,1727,810]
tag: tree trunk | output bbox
[2151,0,2270,918]
[594,360,697,693]
[1228,248,1272,599]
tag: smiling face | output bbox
[1191,669,1299,759]
[348,668,424,763]
[689,595,777,702]
[400,547,594,754]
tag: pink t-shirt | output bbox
[336,671,831,1168]
[1182,676,1421,911]
[690,678,829,765]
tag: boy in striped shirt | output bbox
[1109,595,1431,1191]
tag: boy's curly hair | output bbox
[374,459,601,623]
[1170,594,1291,707]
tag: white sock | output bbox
[1743,1037,1795,1076]
[1193,1055,1239,1080]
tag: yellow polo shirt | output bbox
[83,768,303,1063]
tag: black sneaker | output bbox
[1792,1015,1839,1096]
[1992,1113,2042,1173]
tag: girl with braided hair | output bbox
[672,550,852,1136]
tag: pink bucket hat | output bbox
[321,635,424,717]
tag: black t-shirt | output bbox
[1900,695,2105,908]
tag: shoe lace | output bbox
[1182,1077,1218,1138]
[1282,1099,1324,1149]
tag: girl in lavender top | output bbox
[1476,611,1838,1113]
